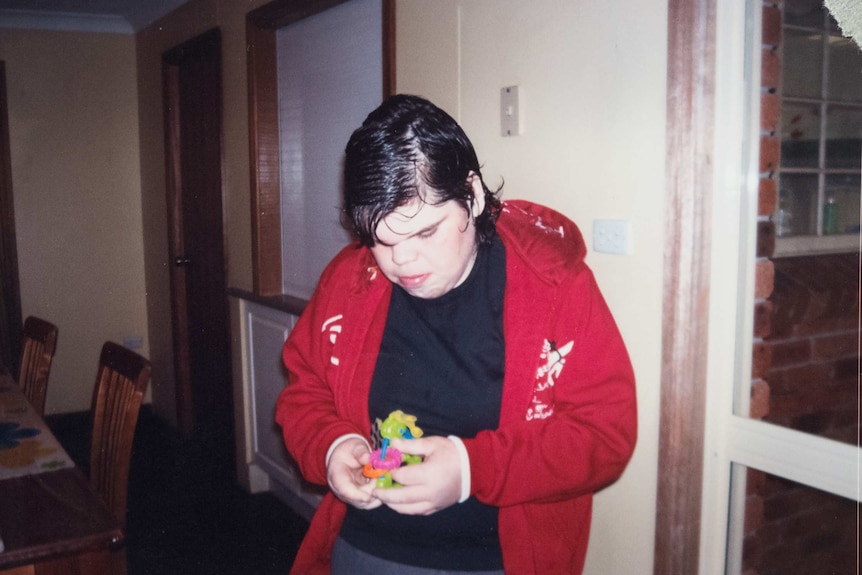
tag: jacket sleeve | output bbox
[464,266,637,507]
[275,257,367,487]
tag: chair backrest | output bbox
[89,341,151,527]
[18,316,58,416]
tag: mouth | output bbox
[398,273,429,289]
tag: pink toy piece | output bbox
[368,447,402,470]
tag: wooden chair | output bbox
[87,342,151,575]
[18,316,58,416]
[88,342,151,528]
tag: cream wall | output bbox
[396,1,666,572]
[0,29,148,414]
[2,0,666,567]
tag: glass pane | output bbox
[733,466,857,575]
[784,0,826,28]
[755,250,860,445]
[782,29,823,99]
[827,36,862,102]
[276,0,382,299]
[824,173,861,234]
[776,174,818,236]
[824,105,862,169]
[781,102,821,168]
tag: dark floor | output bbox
[47,408,309,575]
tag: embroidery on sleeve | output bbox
[526,338,574,421]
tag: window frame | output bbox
[774,4,862,256]
[701,2,861,574]
[246,0,395,297]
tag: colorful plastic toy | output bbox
[362,410,423,488]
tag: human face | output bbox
[370,179,485,299]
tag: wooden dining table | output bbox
[0,372,123,574]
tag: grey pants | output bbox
[330,537,506,575]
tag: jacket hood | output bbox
[496,200,587,285]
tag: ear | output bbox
[467,172,486,218]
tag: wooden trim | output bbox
[245,0,395,297]
[226,287,306,317]
[248,0,349,29]
[246,21,282,296]
[382,0,396,97]
[655,0,717,573]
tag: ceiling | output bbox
[0,0,192,33]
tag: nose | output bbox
[390,241,417,265]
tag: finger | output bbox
[388,464,422,486]
[336,481,382,509]
[389,437,427,456]
[373,482,430,506]
[331,468,371,499]
[353,495,384,510]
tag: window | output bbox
[774,0,861,256]
[246,0,394,299]
[698,2,860,573]
[276,0,382,299]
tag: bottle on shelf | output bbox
[823,196,839,235]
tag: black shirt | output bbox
[339,235,506,570]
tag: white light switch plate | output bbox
[593,220,632,255]
[500,86,520,136]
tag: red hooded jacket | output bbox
[277,200,637,574]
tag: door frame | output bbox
[654,0,717,572]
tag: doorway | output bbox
[0,61,22,374]
[162,29,234,471]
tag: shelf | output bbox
[773,234,860,258]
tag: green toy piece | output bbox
[362,410,423,488]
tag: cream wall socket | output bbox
[593,220,632,255]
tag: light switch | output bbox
[501,86,520,137]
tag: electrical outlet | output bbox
[593,220,631,255]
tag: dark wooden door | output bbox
[162,29,233,469]
[0,61,23,374]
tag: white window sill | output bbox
[773,234,861,258]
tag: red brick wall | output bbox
[766,254,859,443]
[742,3,860,574]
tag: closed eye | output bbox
[417,227,437,239]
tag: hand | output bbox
[373,436,462,515]
[326,437,382,510]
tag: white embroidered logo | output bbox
[321,314,343,366]
[526,339,574,421]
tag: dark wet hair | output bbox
[343,94,501,247]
